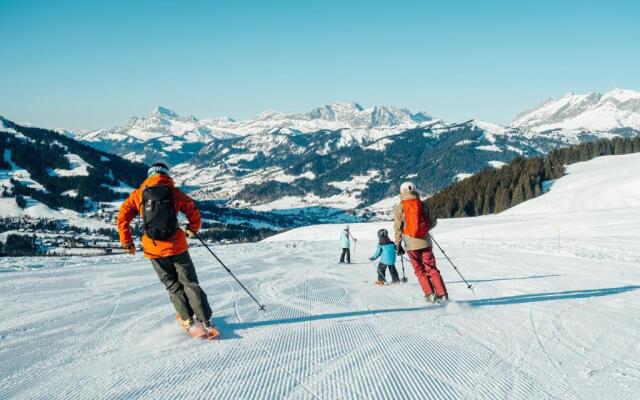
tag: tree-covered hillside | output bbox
[425,136,640,218]
[1,117,148,212]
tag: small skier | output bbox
[369,228,400,285]
[394,181,449,303]
[339,225,357,264]
[116,162,219,339]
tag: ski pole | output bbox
[352,239,357,260]
[428,234,472,290]
[193,232,266,311]
[399,254,408,282]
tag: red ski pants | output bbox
[407,247,448,297]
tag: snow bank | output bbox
[505,152,640,214]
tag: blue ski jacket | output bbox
[340,231,352,249]
[369,243,396,265]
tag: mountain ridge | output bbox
[512,88,640,132]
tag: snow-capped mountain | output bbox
[512,88,640,132]
[202,102,431,135]
[76,106,238,143]
[59,91,640,216]
[66,103,433,164]
[0,117,335,245]
[172,119,582,211]
[68,107,240,163]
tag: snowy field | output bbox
[1,154,640,399]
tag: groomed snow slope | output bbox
[1,154,640,399]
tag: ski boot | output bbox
[375,279,386,286]
[201,320,220,339]
[176,314,193,331]
[176,314,207,338]
[436,294,450,304]
[426,293,437,303]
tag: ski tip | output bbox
[206,329,221,340]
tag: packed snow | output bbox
[1,154,639,399]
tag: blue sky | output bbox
[1,0,639,129]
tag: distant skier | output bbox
[339,225,357,264]
[394,182,449,303]
[369,228,400,285]
[116,162,219,339]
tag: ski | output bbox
[176,316,220,340]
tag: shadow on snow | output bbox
[447,274,559,285]
[466,285,640,307]
[215,285,639,339]
[215,306,431,339]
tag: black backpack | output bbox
[142,185,178,240]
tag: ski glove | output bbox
[396,244,405,255]
[123,243,135,255]
[185,227,197,238]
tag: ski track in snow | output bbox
[1,235,639,399]
[2,155,640,399]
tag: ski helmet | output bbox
[400,181,416,194]
[148,162,170,177]
[344,224,350,231]
[377,228,389,239]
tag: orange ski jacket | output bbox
[116,174,202,259]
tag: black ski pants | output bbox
[151,251,212,323]
[340,248,351,263]
[377,263,400,282]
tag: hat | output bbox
[400,181,416,194]
[148,162,170,177]
[377,228,389,239]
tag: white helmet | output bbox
[400,181,416,194]
[344,224,350,231]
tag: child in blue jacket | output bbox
[339,225,357,263]
[369,228,400,284]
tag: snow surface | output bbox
[48,154,91,177]
[487,160,507,169]
[1,154,639,399]
[504,153,640,214]
[454,173,473,181]
[475,144,502,152]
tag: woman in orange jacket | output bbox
[117,162,217,338]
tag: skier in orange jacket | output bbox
[117,162,217,338]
